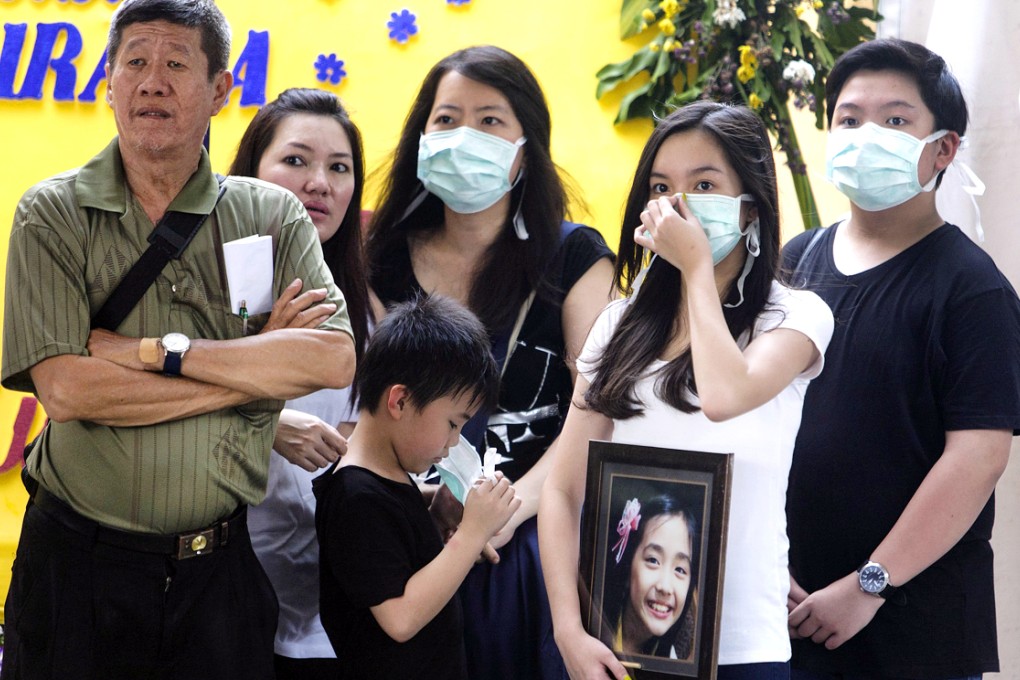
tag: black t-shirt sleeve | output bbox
[325,483,418,609]
[558,225,614,293]
[939,285,1020,434]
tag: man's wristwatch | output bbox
[857,560,902,601]
[160,332,191,376]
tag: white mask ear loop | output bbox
[511,168,528,240]
[398,185,430,224]
[724,217,760,309]
[514,168,530,240]
[940,135,986,243]
[631,252,657,296]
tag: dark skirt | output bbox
[459,516,568,680]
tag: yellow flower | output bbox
[748,92,763,110]
[650,42,662,52]
[659,0,680,18]
[658,18,677,35]
[737,64,756,83]
[664,38,676,51]
[738,44,758,68]
[795,5,805,16]
[642,8,656,22]
[813,0,823,7]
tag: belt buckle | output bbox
[176,528,215,560]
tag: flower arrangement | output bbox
[597,0,880,229]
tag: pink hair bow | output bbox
[612,498,641,564]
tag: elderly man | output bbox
[0,1,355,678]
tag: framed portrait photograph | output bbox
[579,440,733,679]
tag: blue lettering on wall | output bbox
[229,30,268,107]
[0,23,28,98]
[0,22,269,106]
[76,48,107,102]
[22,22,83,100]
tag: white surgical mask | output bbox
[632,193,760,307]
[684,193,756,264]
[825,122,948,212]
[416,126,526,215]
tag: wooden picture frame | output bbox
[579,440,733,679]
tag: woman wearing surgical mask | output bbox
[539,102,834,680]
[366,46,615,679]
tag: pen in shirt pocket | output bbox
[240,299,248,336]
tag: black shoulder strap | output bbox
[91,177,227,331]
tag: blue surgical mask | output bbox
[826,122,948,212]
[417,126,526,215]
[684,193,756,264]
[632,193,760,307]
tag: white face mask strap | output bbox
[399,185,431,223]
[631,252,657,296]
[918,130,951,193]
[723,217,759,309]
[511,167,528,240]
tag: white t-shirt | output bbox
[578,281,833,665]
[249,386,358,659]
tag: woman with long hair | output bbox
[367,45,615,679]
[540,102,834,680]
[230,87,371,680]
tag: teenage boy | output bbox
[784,39,1020,679]
[313,294,521,680]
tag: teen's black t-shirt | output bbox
[313,465,468,680]
[783,223,1020,677]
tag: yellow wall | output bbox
[0,0,843,611]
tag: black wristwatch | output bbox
[160,332,191,376]
[857,560,905,604]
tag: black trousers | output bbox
[1,497,279,680]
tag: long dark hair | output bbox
[366,45,567,335]
[586,102,780,418]
[230,88,371,364]
[604,494,699,659]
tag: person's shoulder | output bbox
[221,175,312,233]
[316,465,404,518]
[769,280,831,316]
[16,169,82,217]
[929,224,1015,294]
[223,175,302,208]
[597,297,630,325]
[560,221,612,252]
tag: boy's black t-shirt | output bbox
[783,223,1020,678]
[313,464,468,680]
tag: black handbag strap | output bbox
[92,177,227,331]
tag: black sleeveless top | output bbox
[373,221,612,480]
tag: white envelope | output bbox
[223,235,273,315]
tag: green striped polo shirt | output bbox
[2,138,353,533]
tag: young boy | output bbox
[784,39,1020,679]
[313,294,520,680]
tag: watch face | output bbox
[162,332,190,353]
[859,564,888,594]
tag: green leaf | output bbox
[650,47,672,81]
[596,48,657,99]
[620,0,651,40]
[807,32,835,70]
[784,18,806,57]
[616,80,655,123]
[668,87,701,106]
